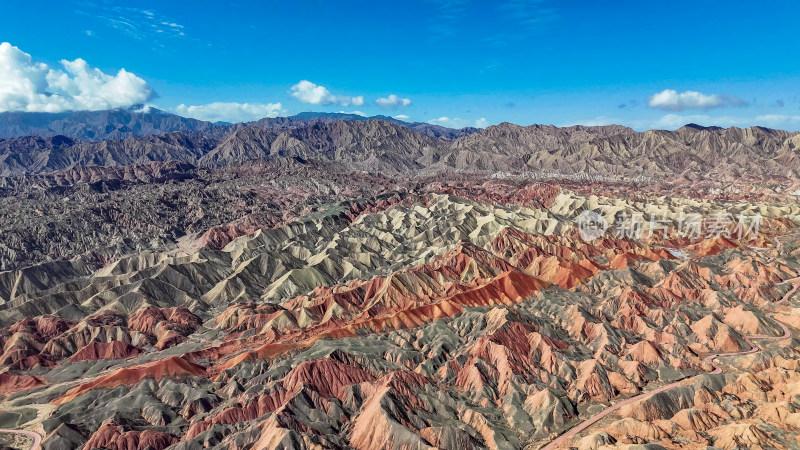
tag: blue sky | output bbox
[2,0,799,130]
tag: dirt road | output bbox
[0,429,41,450]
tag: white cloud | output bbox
[429,117,465,127]
[76,5,187,44]
[172,102,284,123]
[289,80,363,106]
[648,89,746,111]
[337,110,367,116]
[375,94,411,109]
[393,114,410,120]
[428,116,485,128]
[132,104,153,113]
[754,114,800,128]
[0,42,154,113]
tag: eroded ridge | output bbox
[1,185,799,450]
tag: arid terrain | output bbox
[1,110,800,450]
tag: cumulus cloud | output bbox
[393,114,410,120]
[753,114,800,128]
[647,89,747,111]
[0,42,154,113]
[173,102,284,123]
[289,80,363,106]
[427,116,485,128]
[375,94,411,109]
[337,110,367,116]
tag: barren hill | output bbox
[1,118,798,180]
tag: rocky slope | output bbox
[1,118,799,181]
[254,112,480,139]
[0,158,402,271]
[0,181,799,449]
[0,107,227,141]
[1,158,792,274]
[0,109,478,144]
[2,113,800,449]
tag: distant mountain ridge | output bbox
[0,108,479,141]
[0,106,229,141]
[0,115,798,180]
[250,112,479,139]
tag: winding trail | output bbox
[0,429,41,450]
[541,265,800,449]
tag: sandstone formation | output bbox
[0,115,799,449]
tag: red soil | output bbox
[54,356,206,405]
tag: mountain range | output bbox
[0,107,798,180]
[2,106,800,450]
[0,108,478,141]
[2,176,800,450]
[0,107,226,141]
